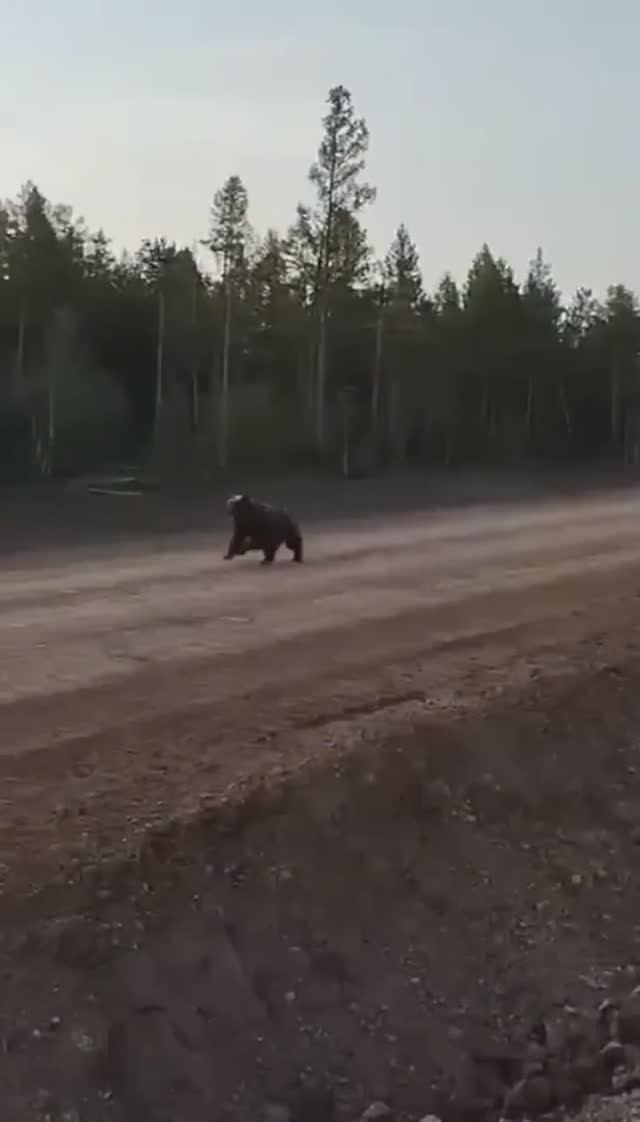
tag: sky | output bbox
[2,0,639,298]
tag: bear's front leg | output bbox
[224,527,244,559]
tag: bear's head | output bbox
[226,493,252,517]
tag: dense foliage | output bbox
[1,85,639,481]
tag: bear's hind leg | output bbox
[286,531,303,562]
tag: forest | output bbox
[1,84,639,483]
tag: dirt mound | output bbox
[2,658,640,1121]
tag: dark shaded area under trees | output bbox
[1,84,639,484]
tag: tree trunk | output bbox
[314,140,337,455]
[478,376,487,428]
[191,372,199,431]
[558,379,573,438]
[305,332,315,429]
[315,301,327,452]
[525,374,534,443]
[623,414,632,465]
[297,331,314,431]
[190,277,199,431]
[340,392,351,479]
[610,366,620,445]
[388,376,404,465]
[153,289,165,446]
[371,309,383,441]
[47,360,56,475]
[14,299,26,384]
[219,281,232,470]
[14,298,34,468]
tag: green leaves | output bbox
[384,225,423,310]
[207,175,250,281]
[309,85,376,216]
[1,82,640,478]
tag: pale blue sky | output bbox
[2,0,638,297]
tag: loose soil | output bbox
[2,481,640,1121]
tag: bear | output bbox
[223,494,304,565]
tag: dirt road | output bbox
[2,487,640,905]
[6,485,640,1122]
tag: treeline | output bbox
[1,84,639,482]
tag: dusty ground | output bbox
[2,482,640,1120]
